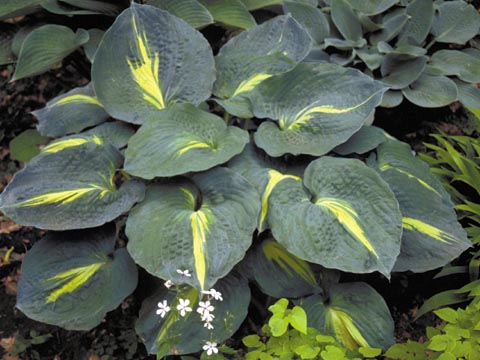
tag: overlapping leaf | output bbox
[124,104,249,179]
[146,0,213,28]
[33,83,109,137]
[251,63,387,156]
[245,238,321,298]
[369,140,470,272]
[402,74,458,108]
[268,156,402,277]
[136,272,250,356]
[17,224,138,330]
[199,0,255,29]
[396,0,433,46]
[214,15,311,118]
[283,1,330,45]
[429,50,480,84]
[0,142,145,230]
[228,142,307,231]
[299,282,394,350]
[12,25,89,81]
[431,1,480,44]
[333,126,391,155]
[92,4,215,124]
[380,54,427,90]
[126,168,260,291]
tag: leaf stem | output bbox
[224,111,230,125]
[425,37,437,51]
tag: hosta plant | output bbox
[0,3,472,358]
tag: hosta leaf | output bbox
[33,83,109,137]
[12,25,89,81]
[299,282,394,350]
[228,142,307,231]
[0,0,42,20]
[146,0,213,29]
[78,122,134,149]
[333,126,391,155]
[356,47,384,71]
[431,1,480,44]
[455,80,480,110]
[0,23,16,65]
[269,156,402,277]
[380,54,427,90]
[369,8,409,45]
[244,238,320,298]
[331,0,362,41]
[370,140,470,272]
[11,26,40,57]
[214,15,311,118]
[283,1,330,45]
[124,104,249,179]
[17,224,138,330]
[58,0,122,16]
[429,50,480,84]
[41,0,106,15]
[125,168,260,291]
[324,37,366,50]
[379,90,403,108]
[241,0,317,10]
[9,129,48,162]
[0,142,145,230]
[377,42,427,59]
[346,0,397,16]
[137,272,250,356]
[396,0,434,46]
[251,63,387,156]
[199,0,255,29]
[402,74,457,108]
[92,4,215,124]
[83,29,104,62]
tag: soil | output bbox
[1,11,478,360]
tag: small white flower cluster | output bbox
[155,270,224,356]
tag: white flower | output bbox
[176,298,192,317]
[202,288,223,301]
[164,280,173,289]
[197,301,214,316]
[176,269,192,277]
[156,300,170,318]
[202,311,215,323]
[204,322,214,330]
[202,341,218,355]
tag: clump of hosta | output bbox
[0,2,472,358]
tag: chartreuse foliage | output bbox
[0,2,472,358]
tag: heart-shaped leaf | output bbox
[299,282,394,350]
[214,15,311,118]
[369,140,471,272]
[244,238,320,298]
[251,63,387,156]
[455,79,480,110]
[17,224,138,330]
[126,168,260,291]
[92,3,215,124]
[12,24,89,81]
[431,1,480,44]
[146,0,213,28]
[33,83,109,137]
[402,74,458,108]
[268,156,402,277]
[0,142,145,230]
[136,272,250,356]
[124,104,249,179]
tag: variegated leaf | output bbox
[17,224,138,330]
[125,168,260,291]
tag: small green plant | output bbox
[242,298,382,360]
[5,330,53,360]
[0,2,473,358]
